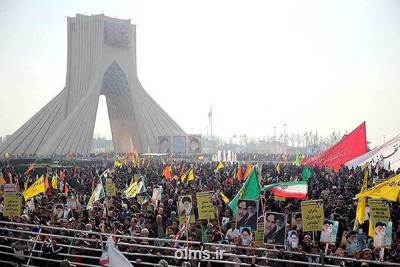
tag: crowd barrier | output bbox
[0,221,399,267]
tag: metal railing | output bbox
[0,221,398,267]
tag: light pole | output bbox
[283,123,287,154]
[273,126,277,154]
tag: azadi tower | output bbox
[0,14,186,156]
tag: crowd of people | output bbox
[0,156,399,267]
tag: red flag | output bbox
[60,170,65,182]
[236,166,244,181]
[73,166,78,177]
[24,164,35,175]
[302,122,367,171]
[243,163,253,179]
[44,175,51,195]
[64,183,69,195]
[163,165,172,180]
[0,173,6,185]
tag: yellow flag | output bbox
[220,192,229,204]
[51,175,58,190]
[216,162,224,171]
[114,160,122,168]
[356,173,400,202]
[181,169,190,182]
[87,190,97,210]
[124,181,139,198]
[356,166,369,225]
[276,163,281,174]
[187,169,195,182]
[23,175,46,201]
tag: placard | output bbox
[4,184,16,192]
[106,179,117,197]
[197,192,215,220]
[152,187,163,201]
[3,192,22,217]
[66,197,77,210]
[301,199,324,232]
[369,200,391,248]
[255,222,264,247]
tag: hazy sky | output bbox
[0,0,399,147]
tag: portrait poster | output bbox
[319,219,339,244]
[263,212,287,247]
[173,136,187,154]
[66,197,77,210]
[369,199,390,248]
[236,199,258,231]
[53,203,65,219]
[188,135,202,154]
[301,199,324,232]
[178,195,195,224]
[287,230,299,249]
[240,227,253,246]
[342,230,364,256]
[158,136,172,154]
[152,186,163,201]
[291,212,302,230]
[197,191,215,220]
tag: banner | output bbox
[158,136,171,154]
[263,212,287,247]
[302,122,366,171]
[301,200,324,232]
[236,199,258,231]
[346,134,400,171]
[319,219,339,244]
[188,135,201,153]
[3,192,22,217]
[106,179,117,197]
[173,136,187,154]
[197,192,215,220]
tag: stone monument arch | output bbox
[0,14,186,156]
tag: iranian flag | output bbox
[263,181,308,199]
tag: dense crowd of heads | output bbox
[0,157,400,266]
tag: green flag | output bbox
[301,166,312,181]
[228,167,260,215]
[293,153,301,167]
[201,225,208,243]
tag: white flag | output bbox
[101,236,133,267]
